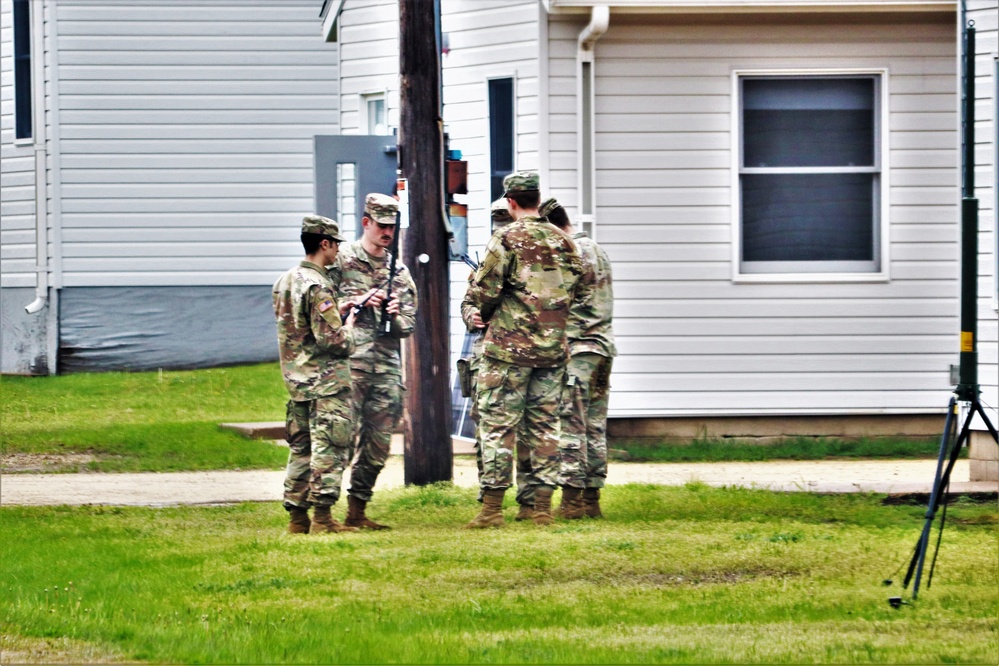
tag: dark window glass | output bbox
[742,173,874,262]
[13,0,32,140]
[488,78,514,201]
[744,78,873,168]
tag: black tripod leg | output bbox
[971,399,999,443]
[912,403,976,598]
[903,397,958,594]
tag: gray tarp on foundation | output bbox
[58,286,278,373]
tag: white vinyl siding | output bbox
[440,0,540,372]
[548,13,959,416]
[336,0,398,136]
[53,0,338,287]
[968,0,998,426]
[0,0,39,288]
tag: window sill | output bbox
[733,272,890,285]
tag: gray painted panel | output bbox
[314,134,397,232]
[58,286,278,373]
[1,288,50,375]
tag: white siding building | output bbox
[1,0,340,373]
[326,0,997,445]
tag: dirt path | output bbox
[2,457,992,507]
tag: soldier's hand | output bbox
[343,310,356,328]
[470,311,485,329]
[386,295,401,316]
[365,288,387,309]
[339,299,355,316]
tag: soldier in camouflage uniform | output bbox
[331,193,418,530]
[540,198,617,519]
[463,171,589,528]
[460,199,535,519]
[272,215,358,535]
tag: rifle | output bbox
[340,277,390,324]
[459,253,478,271]
[379,210,402,336]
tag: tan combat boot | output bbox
[344,495,391,530]
[463,489,506,529]
[287,506,311,534]
[583,488,603,518]
[558,487,585,520]
[532,487,555,525]
[310,505,359,534]
[514,503,535,522]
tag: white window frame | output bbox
[731,68,891,284]
[360,91,390,136]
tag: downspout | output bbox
[576,5,608,239]
[24,0,48,315]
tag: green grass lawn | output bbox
[2,363,946,473]
[1,364,289,472]
[2,484,996,664]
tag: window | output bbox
[737,74,884,276]
[361,93,388,135]
[488,77,515,201]
[13,0,32,140]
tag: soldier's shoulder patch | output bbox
[318,299,336,313]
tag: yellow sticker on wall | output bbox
[961,331,974,352]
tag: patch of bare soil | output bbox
[0,634,135,664]
[0,453,99,473]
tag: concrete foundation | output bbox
[607,414,946,442]
[969,430,999,482]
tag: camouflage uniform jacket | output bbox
[272,261,355,401]
[568,232,617,358]
[467,216,587,368]
[331,240,418,374]
[460,271,485,356]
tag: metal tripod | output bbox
[896,21,999,602]
[901,394,997,599]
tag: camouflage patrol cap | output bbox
[502,170,540,196]
[301,214,345,242]
[364,193,399,225]
[490,197,515,229]
[538,197,562,219]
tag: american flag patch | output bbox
[318,300,335,313]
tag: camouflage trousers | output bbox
[475,355,564,491]
[348,367,404,502]
[558,353,613,489]
[468,350,533,505]
[283,392,353,509]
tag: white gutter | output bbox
[25,0,48,315]
[576,5,609,239]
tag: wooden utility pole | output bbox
[399,0,453,484]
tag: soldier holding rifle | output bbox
[332,193,418,530]
[272,215,357,535]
